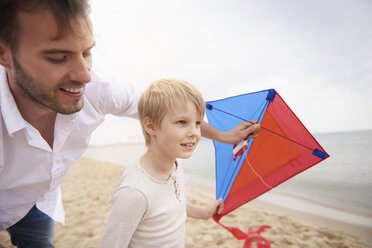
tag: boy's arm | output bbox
[201,120,260,144]
[187,198,224,220]
[100,187,147,248]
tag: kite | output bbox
[205,89,329,248]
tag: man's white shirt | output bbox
[0,65,141,230]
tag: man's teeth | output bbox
[64,88,83,93]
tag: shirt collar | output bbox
[0,67,78,137]
[0,66,27,136]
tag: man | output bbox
[0,0,260,247]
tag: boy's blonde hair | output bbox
[138,78,205,146]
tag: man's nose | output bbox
[68,56,91,84]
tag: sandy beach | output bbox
[1,157,371,248]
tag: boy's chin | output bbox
[178,153,194,159]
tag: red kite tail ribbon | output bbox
[213,215,271,248]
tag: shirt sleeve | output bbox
[86,65,143,119]
[99,187,147,248]
[0,112,4,173]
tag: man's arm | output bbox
[201,120,260,144]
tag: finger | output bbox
[217,202,224,214]
[244,124,260,138]
[215,198,223,213]
[248,123,260,133]
[211,199,221,209]
[240,121,253,128]
[243,121,254,129]
[245,120,258,126]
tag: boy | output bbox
[100,79,224,247]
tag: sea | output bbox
[83,129,372,228]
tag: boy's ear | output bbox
[0,42,13,69]
[143,116,156,136]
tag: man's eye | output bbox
[46,56,67,64]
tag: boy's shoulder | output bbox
[116,163,142,187]
[114,162,156,198]
[114,159,185,199]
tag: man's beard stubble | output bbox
[12,57,84,115]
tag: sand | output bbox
[1,157,371,248]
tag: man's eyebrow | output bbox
[41,42,96,55]
[41,49,74,55]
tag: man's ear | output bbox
[143,116,156,136]
[0,42,13,69]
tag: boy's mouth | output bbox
[181,142,195,148]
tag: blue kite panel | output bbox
[206,89,275,200]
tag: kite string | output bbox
[245,155,300,191]
[245,156,273,190]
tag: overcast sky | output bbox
[88,0,371,143]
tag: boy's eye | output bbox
[82,51,92,59]
[196,121,201,126]
[177,120,186,124]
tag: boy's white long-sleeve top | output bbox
[0,65,141,230]
[100,160,187,248]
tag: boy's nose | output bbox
[188,125,200,137]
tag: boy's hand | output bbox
[187,199,224,220]
[223,121,260,144]
[204,198,224,219]
[201,121,260,144]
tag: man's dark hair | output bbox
[0,0,91,51]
